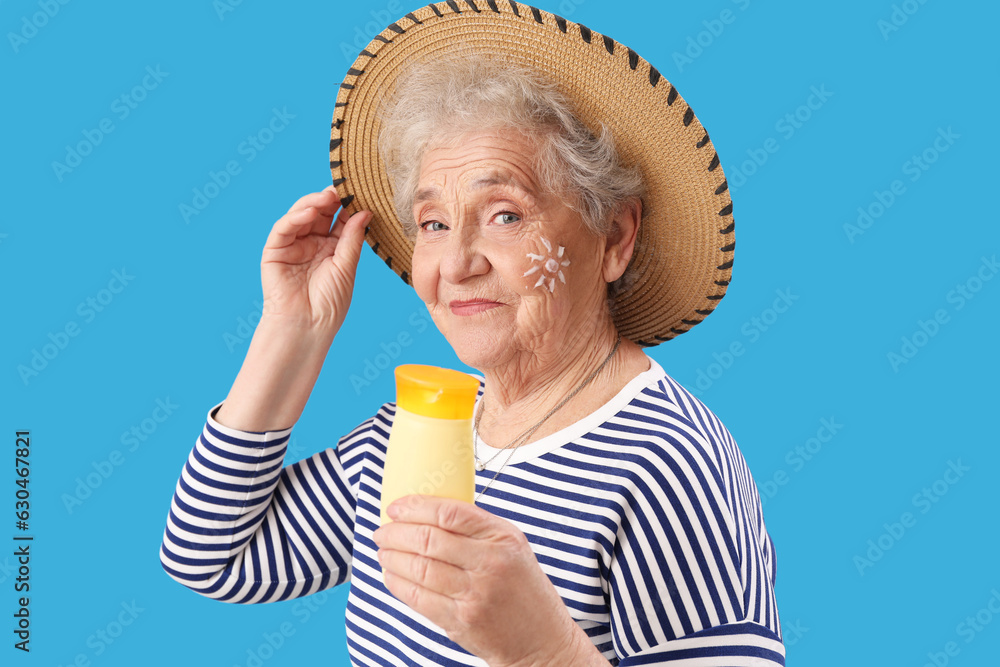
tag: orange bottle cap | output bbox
[394,365,480,420]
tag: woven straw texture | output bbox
[330,1,734,346]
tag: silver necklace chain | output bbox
[473,333,622,503]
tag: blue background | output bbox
[3,0,998,664]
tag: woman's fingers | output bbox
[288,187,343,217]
[381,566,464,633]
[265,188,356,249]
[264,208,316,250]
[373,517,483,572]
[328,210,371,277]
[378,548,470,600]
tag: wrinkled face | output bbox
[410,129,610,369]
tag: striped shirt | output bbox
[159,354,784,665]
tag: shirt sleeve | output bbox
[607,422,785,666]
[615,622,784,666]
[158,401,365,603]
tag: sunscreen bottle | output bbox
[380,365,480,527]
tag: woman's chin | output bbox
[444,326,513,371]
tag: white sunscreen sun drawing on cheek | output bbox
[522,236,570,293]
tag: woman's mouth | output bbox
[449,299,501,316]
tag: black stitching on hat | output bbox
[717,259,734,270]
[649,66,661,87]
[720,241,735,253]
[334,119,343,129]
[697,133,709,148]
[602,35,615,55]
[718,203,733,216]
[364,225,370,235]
[708,154,720,171]
[654,335,671,342]
[682,318,704,325]
[360,50,376,58]
[487,0,500,11]
[670,328,686,335]
[332,177,346,186]
[341,83,355,90]
[431,4,444,16]
[715,279,730,287]
[683,107,694,126]
[705,295,723,301]
[579,24,592,42]
[667,86,678,105]
[465,0,481,12]
[530,7,542,23]
[330,138,342,150]
[715,180,729,195]
[341,194,355,207]
[555,14,567,32]
[695,309,713,316]
[400,270,410,284]
[335,102,347,108]
[347,68,364,76]
[372,241,381,253]
[627,48,638,70]
[330,160,342,169]
[508,1,520,17]
[385,255,393,268]
[447,0,461,13]
[374,35,391,43]
[636,339,653,347]
[388,22,404,34]
[719,221,734,234]
[405,12,423,24]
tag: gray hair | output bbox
[377,54,645,310]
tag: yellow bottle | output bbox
[380,364,480,528]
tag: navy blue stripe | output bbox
[183,458,282,494]
[159,542,231,569]
[285,465,346,566]
[203,421,289,451]
[310,453,355,536]
[177,472,269,508]
[271,483,330,581]
[620,645,784,665]
[348,576,472,665]
[191,441,274,478]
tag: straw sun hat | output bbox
[329,1,735,346]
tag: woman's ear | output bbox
[602,198,642,283]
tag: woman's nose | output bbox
[439,222,489,284]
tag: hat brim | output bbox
[330,1,734,346]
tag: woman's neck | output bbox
[474,324,650,448]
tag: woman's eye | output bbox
[495,212,520,225]
[419,221,447,232]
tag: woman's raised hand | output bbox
[260,186,371,338]
[212,188,370,432]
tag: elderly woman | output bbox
[159,5,782,666]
